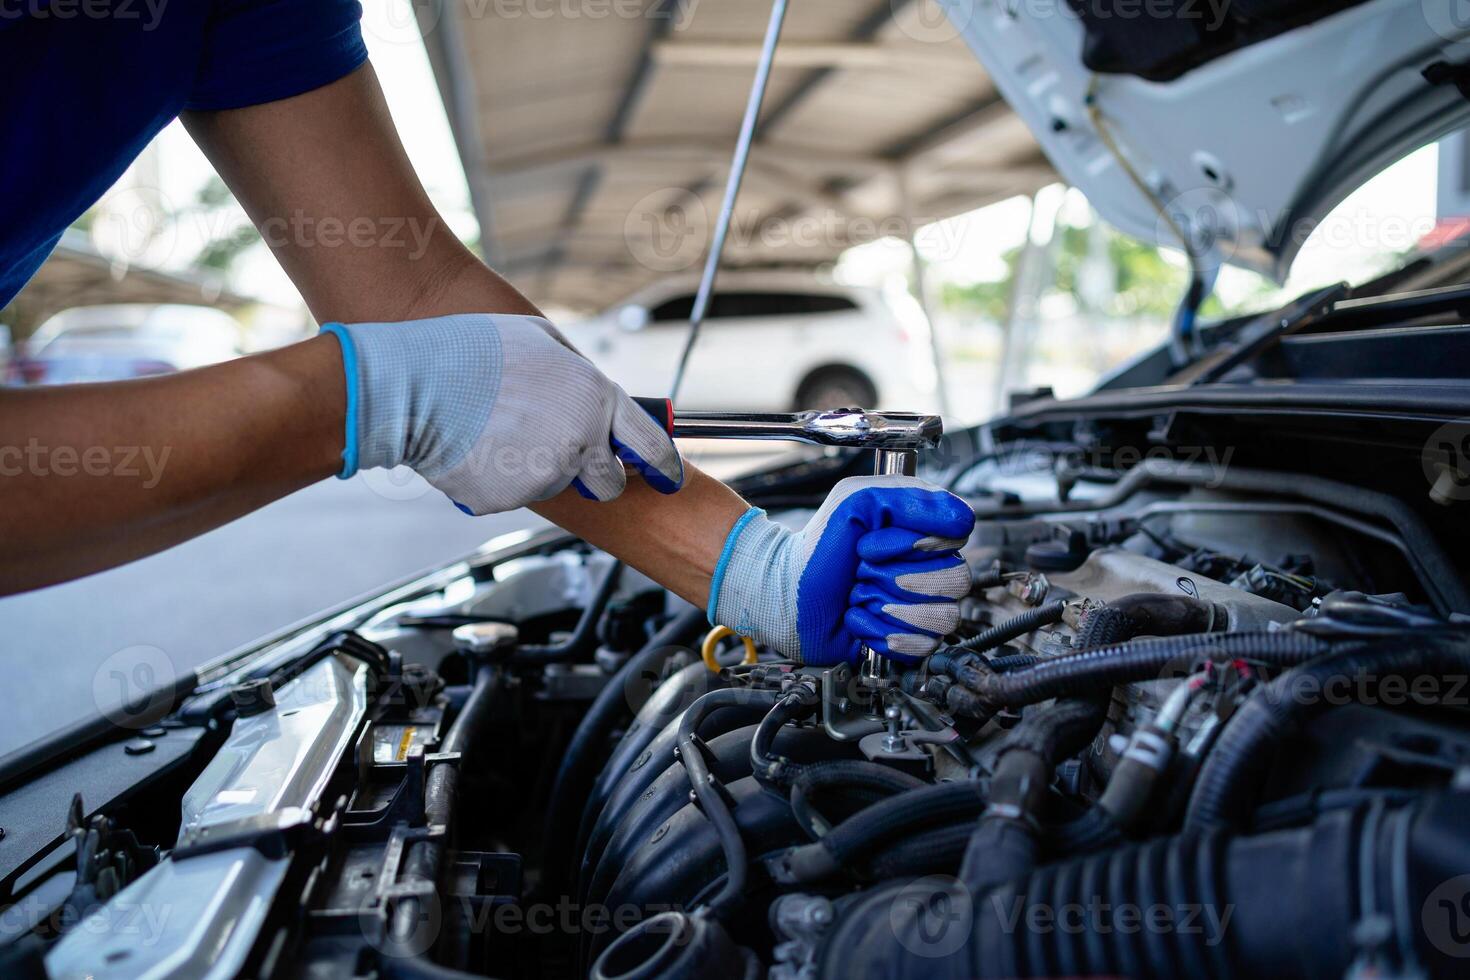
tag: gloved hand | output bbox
[322,313,683,513]
[709,476,975,666]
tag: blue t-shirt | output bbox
[0,0,369,308]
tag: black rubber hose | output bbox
[971,569,1006,592]
[1044,806,1122,855]
[512,559,624,663]
[1075,605,1135,651]
[864,821,974,879]
[944,630,1332,719]
[391,665,501,966]
[748,691,815,785]
[986,652,1041,672]
[952,600,1066,654]
[994,693,1111,777]
[677,687,784,919]
[771,781,987,883]
[1185,634,1470,831]
[788,760,925,839]
[539,605,704,894]
[789,759,925,800]
[1079,594,1219,648]
[959,693,1108,893]
[425,664,499,828]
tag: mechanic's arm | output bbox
[182,62,749,608]
[0,62,747,602]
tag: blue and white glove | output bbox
[322,313,683,514]
[709,476,975,666]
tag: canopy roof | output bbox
[423,0,1053,311]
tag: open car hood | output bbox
[943,0,1470,281]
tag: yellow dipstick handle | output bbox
[702,625,758,673]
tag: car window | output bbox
[648,291,858,322]
[49,326,137,343]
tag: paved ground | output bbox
[0,449,778,759]
[0,475,542,758]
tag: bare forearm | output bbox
[0,336,344,594]
[533,465,748,610]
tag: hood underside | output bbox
[943,0,1470,281]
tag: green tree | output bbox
[941,210,1271,321]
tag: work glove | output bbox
[709,476,975,666]
[322,313,683,513]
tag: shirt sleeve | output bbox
[186,0,369,111]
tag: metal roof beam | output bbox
[653,39,974,73]
[754,0,914,137]
[487,139,890,186]
[553,0,683,247]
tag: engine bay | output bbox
[8,408,1470,979]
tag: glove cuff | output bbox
[709,507,799,656]
[319,323,360,479]
[320,316,506,478]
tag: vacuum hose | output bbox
[943,630,1331,720]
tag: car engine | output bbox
[15,423,1470,980]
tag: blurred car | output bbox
[561,271,937,411]
[7,303,243,385]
